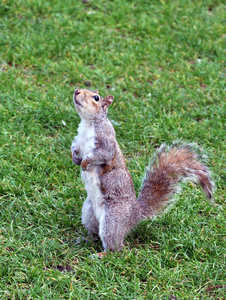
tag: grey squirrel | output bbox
[71,88,214,252]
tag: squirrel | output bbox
[71,88,214,252]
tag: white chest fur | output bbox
[73,119,105,222]
[76,119,96,158]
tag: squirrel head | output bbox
[73,89,114,120]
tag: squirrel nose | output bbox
[74,89,80,97]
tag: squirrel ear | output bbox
[103,95,114,109]
[94,89,99,93]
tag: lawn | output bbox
[0,0,225,299]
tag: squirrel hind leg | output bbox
[99,212,127,252]
[82,198,99,236]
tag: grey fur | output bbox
[71,89,214,252]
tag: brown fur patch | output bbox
[91,101,100,111]
[100,152,117,176]
[81,159,89,169]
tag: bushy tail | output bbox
[137,142,214,218]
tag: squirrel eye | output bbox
[93,95,99,102]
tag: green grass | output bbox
[0,0,225,298]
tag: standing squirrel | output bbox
[71,88,214,252]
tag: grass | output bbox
[0,0,225,298]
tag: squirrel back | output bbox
[71,89,214,252]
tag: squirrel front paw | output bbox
[72,152,82,166]
[81,158,91,171]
